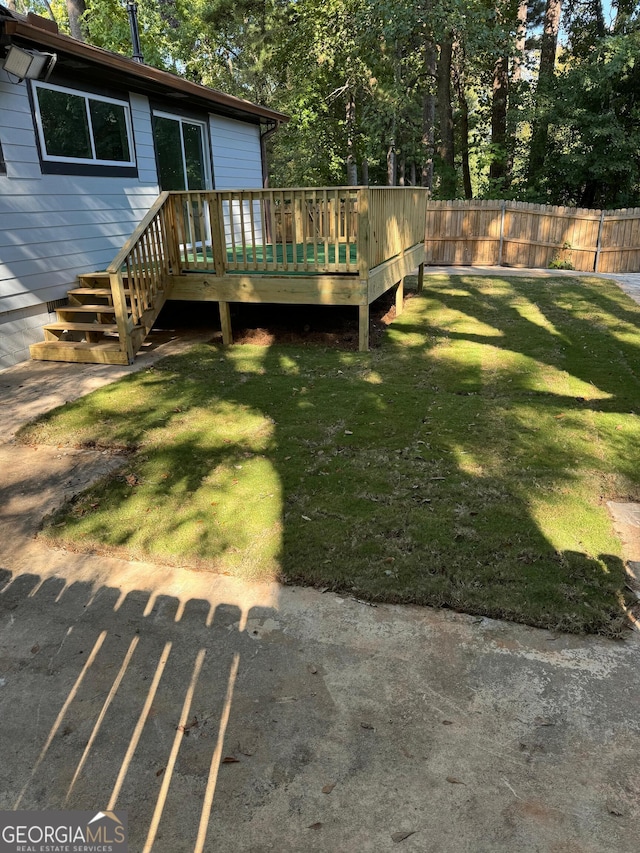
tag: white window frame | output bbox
[32,81,136,167]
[152,110,212,190]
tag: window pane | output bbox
[153,116,185,191]
[90,100,131,162]
[37,88,91,159]
[183,122,206,190]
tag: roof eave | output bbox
[1,19,289,125]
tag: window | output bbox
[33,82,135,167]
[152,112,210,191]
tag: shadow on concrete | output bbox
[0,567,337,852]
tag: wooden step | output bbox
[44,322,119,332]
[69,288,131,296]
[67,288,131,306]
[57,305,117,314]
[30,340,129,365]
[68,288,113,297]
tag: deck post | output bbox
[358,187,371,280]
[395,278,404,316]
[357,188,371,352]
[209,192,227,277]
[219,300,233,345]
[110,272,135,363]
[417,261,424,293]
[358,304,369,351]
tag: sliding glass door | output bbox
[152,112,210,191]
[153,112,212,260]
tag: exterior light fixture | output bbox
[2,45,57,82]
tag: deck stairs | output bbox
[30,191,173,365]
[30,271,168,365]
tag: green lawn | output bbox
[19,274,640,636]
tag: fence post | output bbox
[497,201,506,266]
[594,209,605,272]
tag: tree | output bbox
[527,0,563,185]
[543,29,640,207]
[66,0,86,41]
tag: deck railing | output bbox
[166,186,428,278]
[367,188,428,270]
[167,187,362,275]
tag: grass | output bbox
[18,274,640,636]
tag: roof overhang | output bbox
[0,18,288,126]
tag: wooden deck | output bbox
[30,187,428,364]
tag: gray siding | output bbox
[0,76,159,318]
[0,303,58,369]
[0,72,267,368]
[209,115,263,189]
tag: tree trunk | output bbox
[436,37,456,197]
[421,40,437,189]
[387,141,397,186]
[528,0,562,183]
[580,181,596,208]
[66,0,86,41]
[361,159,369,185]
[512,0,528,84]
[399,159,406,186]
[613,0,635,32]
[454,64,472,199]
[410,162,417,186]
[489,54,509,190]
[345,91,358,185]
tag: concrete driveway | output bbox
[1,294,639,852]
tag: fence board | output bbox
[424,200,640,273]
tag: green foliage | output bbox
[14,0,640,200]
[541,31,640,208]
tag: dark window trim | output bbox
[0,138,6,176]
[46,70,135,103]
[28,80,139,179]
[148,98,210,123]
[151,106,215,191]
[40,161,139,178]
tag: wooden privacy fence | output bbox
[424,200,640,274]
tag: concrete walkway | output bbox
[1,274,640,852]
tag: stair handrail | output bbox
[106,191,172,274]
[105,190,175,363]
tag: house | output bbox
[0,5,287,369]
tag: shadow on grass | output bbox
[20,274,640,636]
